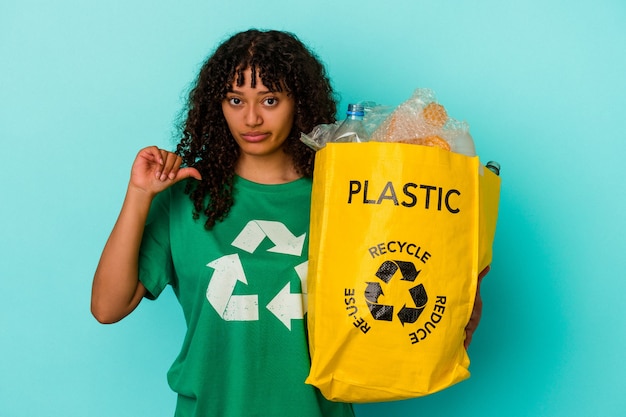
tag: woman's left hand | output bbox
[464,266,490,349]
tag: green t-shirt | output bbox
[139,176,354,417]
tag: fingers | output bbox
[478,265,490,283]
[154,149,181,181]
[137,146,164,165]
[141,147,202,184]
[131,147,201,196]
[464,287,483,349]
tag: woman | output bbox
[91,29,354,417]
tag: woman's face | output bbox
[222,68,295,162]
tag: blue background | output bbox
[1,1,625,416]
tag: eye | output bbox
[227,97,242,106]
[263,97,278,107]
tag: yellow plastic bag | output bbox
[306,142,500,402]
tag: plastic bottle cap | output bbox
[347,103,365,117]
[485,161,501,176]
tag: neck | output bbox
[235,154,301,184]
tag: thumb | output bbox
[176,167,202,182]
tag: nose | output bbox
[245,104,262,127]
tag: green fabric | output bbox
[139,177,354,417]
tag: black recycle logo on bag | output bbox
[365,260,428,326]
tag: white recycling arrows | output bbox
[266,283,303,330]
[231,220,306,256]
[266,261,308,330]
[205,221,308,329]
[206,254,259,321]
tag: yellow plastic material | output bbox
[306,142,500,402]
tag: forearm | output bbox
[91,186,153,323]
[464,266,490,348]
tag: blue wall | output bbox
[1,1,625,416]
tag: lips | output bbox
[241,131,270,143]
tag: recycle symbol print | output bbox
[205,220,307,331]
[365,260,428,326]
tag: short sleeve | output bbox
[138,188,176,299]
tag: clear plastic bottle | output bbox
[332,103,370,143]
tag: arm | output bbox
[464,265,490,349]
[91,147,201,324]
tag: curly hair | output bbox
[175,29,337,230]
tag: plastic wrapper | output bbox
[300,123,338,150]
[370,88,475,156]
[300,88,476,156]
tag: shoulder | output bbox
[156,179,196,201]
[149,179,197,215]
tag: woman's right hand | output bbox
[130,146,202,195]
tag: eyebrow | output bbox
[228,88,275,95]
